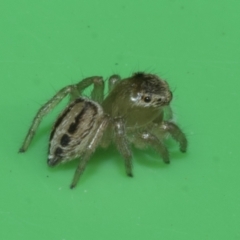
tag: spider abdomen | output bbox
[48,97,104,166]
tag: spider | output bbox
[19,72,187,189]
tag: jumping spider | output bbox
[19,72,187,189]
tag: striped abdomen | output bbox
[48,97,104,166]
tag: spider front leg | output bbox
[19,76,104,152]
[162,121,188,153]
[151,120,187,153]
[132,132,170,164]
[113,117,133,177]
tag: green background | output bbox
[1,0,240,239]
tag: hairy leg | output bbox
[90,77,104,103]
[113,117,133,177]
[132,132,170,164]
[70,115,109,188]
[19,76,104,152]
[162,121,187,152]
[70,76,104,103]
[108,74,121,92]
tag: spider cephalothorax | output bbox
[19,72,187,189]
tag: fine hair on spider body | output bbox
[19,72,187,189]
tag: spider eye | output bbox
[144,96,151,103]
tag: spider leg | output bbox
[19,76,104,152]
[108,74,121,92]
[70,76,104,103]
[132,132,170,164]
[161,121,188,152]
[19,85,76,152]
[70,115,109,189]
[113,117,133,177]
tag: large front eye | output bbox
[144,96,151,103]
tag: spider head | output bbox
[103,72,173,127]
[129,72,172,108]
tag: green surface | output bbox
[1,1,240,239]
